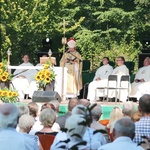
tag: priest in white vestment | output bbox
[12,55,37,100]
[108,56,130,102]
[130,57,150,100]
[87,57,113,101]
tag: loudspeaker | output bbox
[138,53,150,68]
[32,91,62,103]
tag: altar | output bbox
[8,66,68,101]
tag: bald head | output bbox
[113,117,135,139]
[68,98,78,112]
[78,99,90,106]
[0,103,19,128]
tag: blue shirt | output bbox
[98,137,144,150]
[0,128,39,150]
[133,116,150,144]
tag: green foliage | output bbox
[0,0,149,72]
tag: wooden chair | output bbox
[36,134,55,150]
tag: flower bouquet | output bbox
[35,63,56,90]
[0,62,12,89]
[0,88,19,103]
[0,62,12,81]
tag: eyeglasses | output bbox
[117,60,122,61]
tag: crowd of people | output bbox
[1,38,149,149]
[0,94,150,149]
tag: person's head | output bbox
[102,57,109,65]
[65,114,86,141]
[78,99,90,107]
[49,100,60,115]
[109,107,123,125]
[113,117,135,140]
[22,54,30,63]
[0,103,19,128]
[39,108,56,128]
[91,104,102,121]
[72,105,92,126]
[143,57,150,66]
[68,98,78,112]
[117,56,125,66]
[131,110,142,122]
[28,102,39,118]
[139,94,150,116]
[18,114,35,133]
[41,102,55,112]
[122,101,135,117]
[67,38,76,52]
[18,105,29,118]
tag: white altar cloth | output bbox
[8,66,67,100]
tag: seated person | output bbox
[56,98,78,129]
[87,57,113,101]
[35,108,58,136]
[0,103,39,150]
[51,114,87,149]
[90,104,110,142]
[51,105,107,150]
[108,56,130,102]
[130,57,150,100]
[12,54,37,100]
[98,117,144,150]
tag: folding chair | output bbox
[118,75,130,101]
[106,75,130,103]
[106,75,118,103]
[95,86,107,101]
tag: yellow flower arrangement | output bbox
[0,62,12,82]
[35,63,56,90]
[0,88,19,103]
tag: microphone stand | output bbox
[67,51,82,96]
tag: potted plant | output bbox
[35,63,56,91]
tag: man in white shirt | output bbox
[12,54,37,100]
[108,56,130,102]
[98,117,144,150]
[130,57,150,100]
[87,57,113,101]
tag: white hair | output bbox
[122,101,135,116]
[65,114,86,141]
[114,117,135,138]
[18,114,35,133]
[39,108,56,127]
[0,103,19,128]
